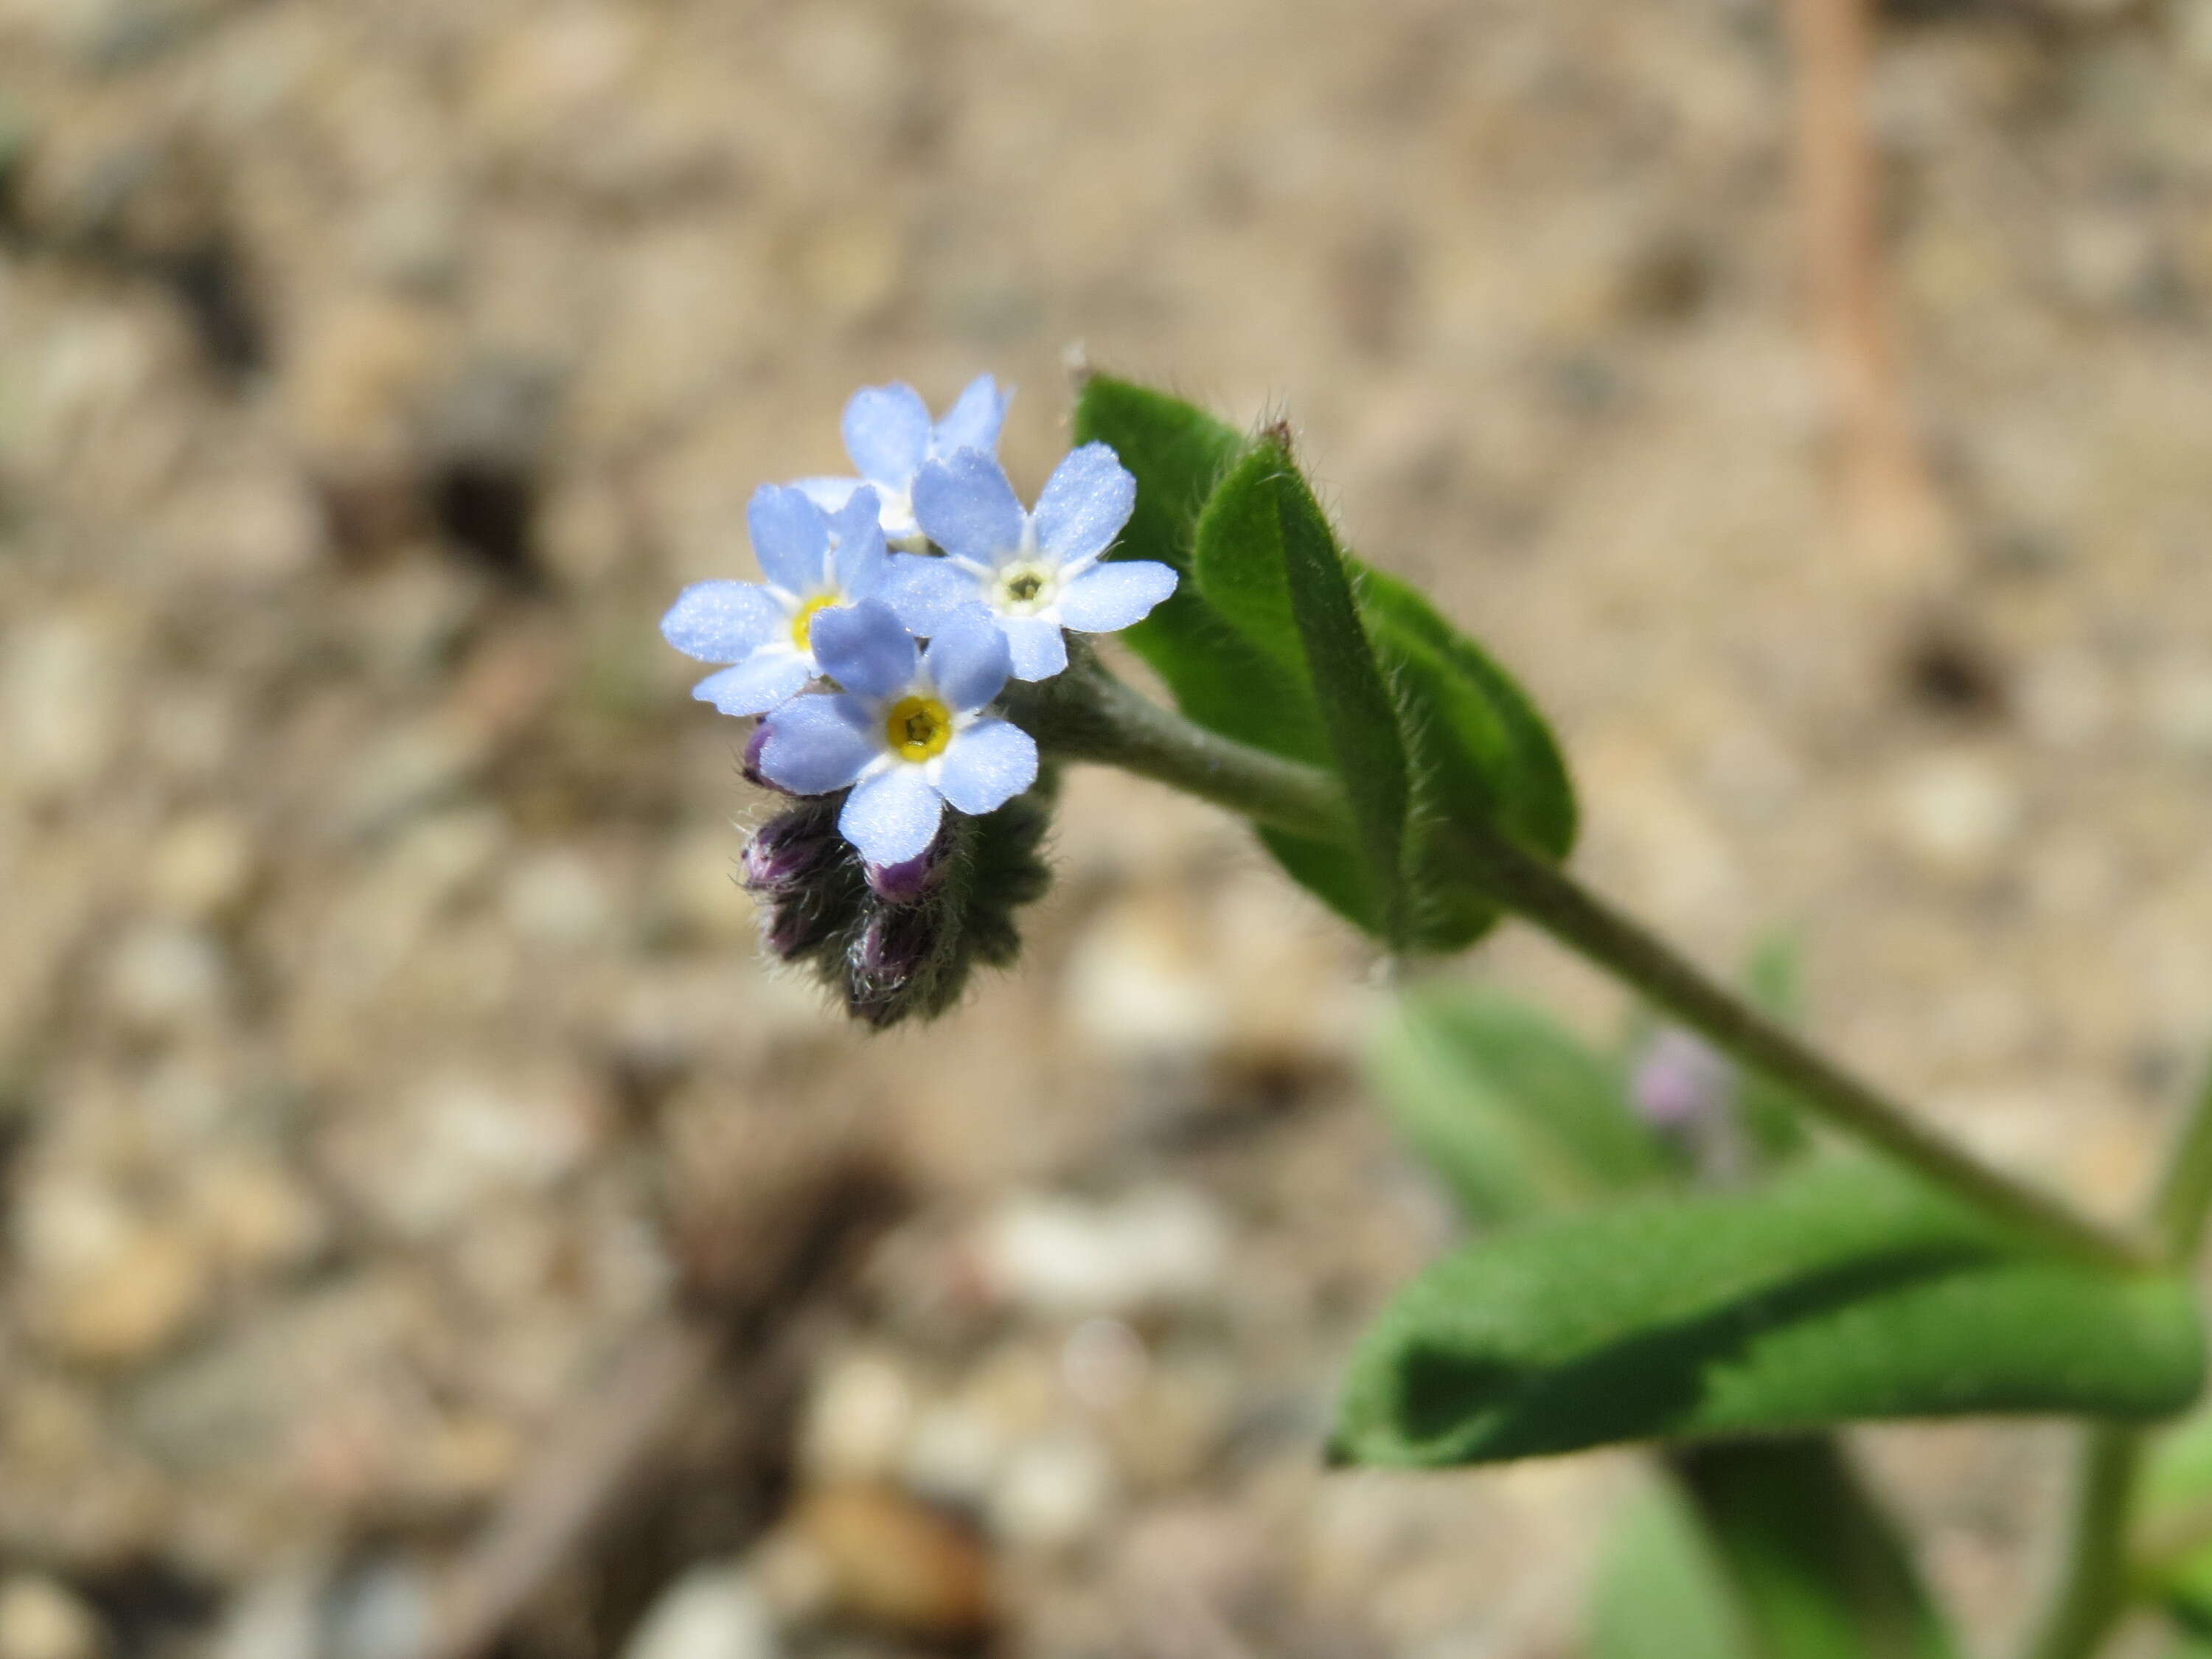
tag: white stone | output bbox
[990,1430,1115,1552]
[3,615,122,801]
[977,1186,1230,1318]
[102,923,230,1035]
[1889,752,2020,877]
[145,810,257,922]
[800,1352,914,1484]
[900,1400,1004,1507]
[618,1565,779,1659]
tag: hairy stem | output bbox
[1447,818,2150,1271]
[1036,658,2151,1270]
[1008,650,1350,844]
[2023,1425,2143,1659]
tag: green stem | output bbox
[2017,1065,2212,1659]
[1030,658,2152,1271]
[1445,818,2150,1272]
[2023,1425,2143,1659]
[1006,650,1351,844]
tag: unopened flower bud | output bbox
[846,907,937,1027]
[866,841,945,905]
[740,722,790,794]
[1630,1029,1734,1131]
[741,807,841,897]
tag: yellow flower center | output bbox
[883,695,953,762]
[992,561,1057,616]
[790,594,838,650]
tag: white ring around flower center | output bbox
[991,560,1059,616]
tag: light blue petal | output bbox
[691,653,815,717]
[839,767,944,865]
[937,718,1037,815]
[1000,614,1068,682]
[882,554,979,636]
[661,580,785,663]
[1057,559,1178,633]
[842,383,933,487]
[748,484,832,592]
[931,375,1009,458]
[1031,442,1135,566]
[830,486,888,598]
[922,607,1012,711]
[810,597,917,699]
[756,694,877,794]
[794,476,860,513]
[911,451,1026,565]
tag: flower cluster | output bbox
[661,376,1177,868]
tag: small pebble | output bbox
[793,1483,993,1643]
[0,1577,103,1659]
[977,1186,1229,1318]
[618,1564,779,1659]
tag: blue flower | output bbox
[887,443,1175,682]
[797,376,1010,552]
[660,483,889,716]
[752,598,1040,865]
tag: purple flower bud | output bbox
[846,907,937,1026]
[741,810,841,897]
[866,846,944,905]
[1630,1029,1734,1130]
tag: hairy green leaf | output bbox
[1076,374,1578,950]
[1334,1159,2205,1467]
[1192,437,1409,937]
[1671,1438,1961,1659]
[1589,1475,1756,1659]
[1370,984,1668,1227]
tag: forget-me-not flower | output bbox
[798,377,1010,552]
[887,444,1175,682]
[660,483,888,716]
[753,598,1039,865]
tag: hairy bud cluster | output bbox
[739,773,1056,1029]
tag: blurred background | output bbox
[6,0,2212,1655]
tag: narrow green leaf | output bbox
[1071,375,1327,765]
[1075,375,1576,950]
[1194,439,1411,939]
[1268,445,1413,943]
[1370,985,1669,1227]
[1333,1159,2205,1467]
[1672,1437,1961,1659]
[1073,381,1357,912]
[1589,1474,1756,1659]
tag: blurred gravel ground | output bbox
[5,0,2212,1655]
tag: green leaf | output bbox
[1071,375,1323,760]
[1369,984,1669,1227]
[1333,1159,2205,1467]
[1354,566,1576,861]
[1669,1438,1961,1659]
[1192,438,1411,939]
[1076,374,1577,950]
[1273,448,1415,940]
[2139,1401,2212,1634]
[1589,1474,1756,1659]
